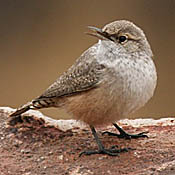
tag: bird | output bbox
[9,20,157,156]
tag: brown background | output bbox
[1,0,175,119]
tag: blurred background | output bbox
[0,0,175,119]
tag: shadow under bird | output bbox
[9,20,157,156]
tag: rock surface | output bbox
[0,107,175,175]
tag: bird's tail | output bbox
[10,102,35,117]
[8,100,49,125]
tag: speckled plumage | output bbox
[10,20,157,127]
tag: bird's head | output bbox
[87,20,153,57]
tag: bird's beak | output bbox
[86,26,111,40]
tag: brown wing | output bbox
[10,59,106,118]
[35,46,106,100]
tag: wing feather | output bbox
[35,44,106,100]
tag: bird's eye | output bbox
[118,35,127,43]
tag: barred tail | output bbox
[10,102,34,117]
[10,98,55,117]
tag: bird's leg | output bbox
[79,125,129,156]
[102,123,148,139]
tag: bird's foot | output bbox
[102,131,148,139]
[79,146,130,156]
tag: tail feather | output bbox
[10,102,34,117]
[10,98,55,117]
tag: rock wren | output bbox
[9,20,157,156]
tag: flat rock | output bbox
[0,107,175,175]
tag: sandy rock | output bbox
[0,107,175,175]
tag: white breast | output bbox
[96,40,157,117]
